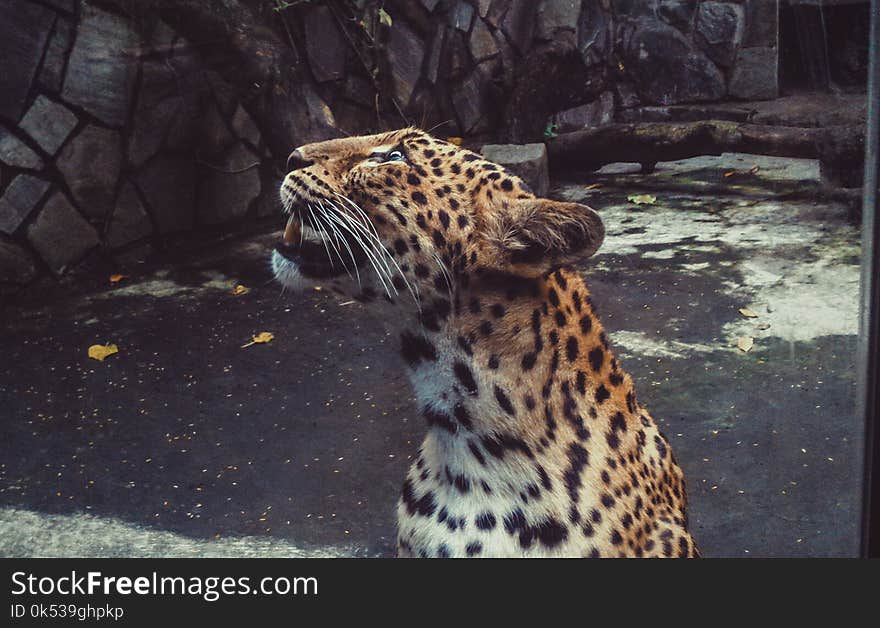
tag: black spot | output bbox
[494,385,516,416]
[466,541,483,556]
[655,435,668,459]
[454,403,473,430]
[601,493,615,509]
[436,544,451,558]
[548,288,560,308]
[424,407,457,433]
[595,385,610,404]
[579,315,593,334]
[453,361,478,395]
[412,191,428,205]
[394,239,409,255]
[438,210,451,229]
[610,530,623,545]
[588,346,605,372]
[476,512,497,530]
[566,337,579,362]
[490,303,506,318]
[488,355,500,370]
[414,264,430,279]
[468,440,486,466]
[400,331,437,366]
[576,371,587,395]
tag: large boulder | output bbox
[106,182,153,248]
[728,47,779,100]
[0,0,55,121]
[386,21,426,109]
[134,156,196,234]
[695,1,744,68]
[0,130,43,170]
[57,125,123,219]
[0,175,51,235]
[62,5,138,127]
[26,192,99,274]
[480,143,549,198]
[304,5,346,83]
[621,18,725,105]
[197,144,262,225]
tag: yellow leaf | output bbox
[738,307,759,318]
[88,344,119,361]
[627,194,656,205]
[241,332,274,348]
[109,274,127,283]
[378,8,392,27]
[232,284,250,296]
[736,336,754,353]
[446,137,463,146]
[723,170,736,178]
[585,183,602,190]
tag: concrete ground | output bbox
[0,154,864,557]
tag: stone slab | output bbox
[57,125,123,219]
[0,175,51,235]
[19,96,78,155]
[62,5,137,127]
[26,191,98,274]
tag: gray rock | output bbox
[198,102,237,160]
[500,0,536,55]
[26,192,99,274]
[198,144,262,225]
[480,143,549,197]
[304,5,346,83]
[0,237,38,285]
[578,0,613,61]
[658,0,698,29]
[231,105,261,148]
[452,65,494,134]
[743,0,779,48]
[449,1,474,31]
[62,5,137,127]
[0,0,55,121]
[0,175,51,235]
[0,130,43,170]
[38,17,75,93]
[536,0,581,41]
[107,182,152,248]
[19,96,78,155]
[695,1,744,68]
[444,29,472,81]
[469,17,499,62]
[43,0,75,13]
[554,91,615,132]
[425,25,447,85]
[621,18,725,105]
[421,0,442,12]
[728,46,779,100]
[129,61,186,167]
[387,21,426,109]
[342,74,376,107]
[134,156,196,234]
[57,125,123,219]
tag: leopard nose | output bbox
[286,150,313,172]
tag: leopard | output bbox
[271,127,699,558]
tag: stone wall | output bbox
[0,0,779,292]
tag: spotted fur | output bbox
[272,128,699,558]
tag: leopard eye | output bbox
[386,150,405,162]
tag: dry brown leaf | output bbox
[232,284,250,296]
[723,170,736,178]
[585,183,602,190]
[736,336,754,353]
[738,307,759,318]
[88,344,119,361]
[447,137,463,146]
[109,274,127,284]
[241,332,274,348]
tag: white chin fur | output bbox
[271,250,311,292]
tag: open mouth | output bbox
[274,214,368,279]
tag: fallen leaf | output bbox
[736,336,754,353]
[627,194,657,205]
[109,274,127,283]
[738,307,759,318]
[88,344,119,361]
[447,137,463,146]
[749,165,760,174]
[378,7,392,27]
[241,332,274,348]
[585,183,602,190]
[723,170,737,178]
[232,284,250,296]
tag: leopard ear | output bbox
[481,198,605,271]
